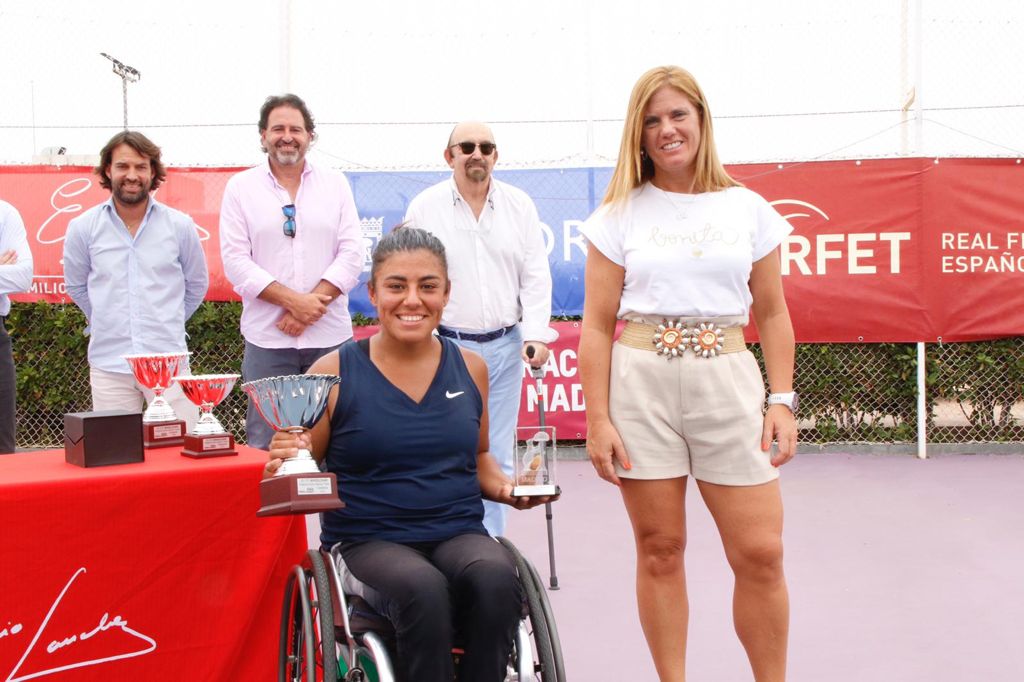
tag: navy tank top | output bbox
[320,336,488,545]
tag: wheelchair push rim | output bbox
[279,550,340,682]
[498,536,566,681]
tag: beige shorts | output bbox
[609,341,778,485]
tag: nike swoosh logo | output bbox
[445,390,465,399]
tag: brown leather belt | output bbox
[618,320,746,358]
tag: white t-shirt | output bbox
[580,183,792,322]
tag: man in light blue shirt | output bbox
[0,200,33,453]
[63,131,208,428]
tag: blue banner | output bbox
[345,168,613,316]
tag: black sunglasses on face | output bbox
[282,204,296,238]
[450,141,496,156]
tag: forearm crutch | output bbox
[526,344,559,590]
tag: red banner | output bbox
[0,165,239,303]
[518,321,588,439]
[734,157,1024,342]
[3,158,1023,342]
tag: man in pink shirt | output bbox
[220,94,363,449]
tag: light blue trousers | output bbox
[446,327,523,536]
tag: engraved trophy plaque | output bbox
[513,425,560,496]
[242,374,346,517]
[124,352,190,448]
[172,374,240,458]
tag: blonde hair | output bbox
[603,66,739,207]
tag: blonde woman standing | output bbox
[579,66,798,682]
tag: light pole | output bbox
[99,53,140,130]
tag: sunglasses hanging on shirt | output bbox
[282,204,296,238]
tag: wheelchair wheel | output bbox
[497,537,566,681]
[279,550,339,682]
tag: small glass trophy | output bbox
[513,425,559,496]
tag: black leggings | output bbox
[339,533,523,682]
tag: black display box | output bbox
[64,410,145,467]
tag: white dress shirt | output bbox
[405,177,557,344]
[63,198,209,373]
[0,200,34,316]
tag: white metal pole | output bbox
[917,341,927,459]
[279,0,292,93]
[583,1,594,162]
[899,0,910,155]
[913,0,924,153]
[122,78,129,129]
[30,80,36,155]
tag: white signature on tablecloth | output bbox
[2,567,157,681]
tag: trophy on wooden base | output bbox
[242,374,345,517]
[124,352,190,448]
[172,374,240,458]
[513,425,560,497]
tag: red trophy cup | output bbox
[171,374,240,458]
[242,374,346,517]
[124,352,189,448]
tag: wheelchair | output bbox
[278,537,566,681]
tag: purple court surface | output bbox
[307,453,1024,681]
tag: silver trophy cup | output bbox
[124,352,190,447]
[242,374,345,516]
[172,374,240,458]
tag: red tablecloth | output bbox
[0,445,307,681]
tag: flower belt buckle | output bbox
[685,322,725,358]
[652,319,687,359]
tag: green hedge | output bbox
[8,302,1024,446]
[928,337,1024,440]
[10,303,90,413]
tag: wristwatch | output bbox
[767,391,799,414]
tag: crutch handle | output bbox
[525,344,545,379]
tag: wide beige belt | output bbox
[618,320,746,359]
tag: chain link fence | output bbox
[12,313,1022,450]
[928,339,1024,443]
[785,340,1023,446]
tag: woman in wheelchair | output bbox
[265,226,557,682]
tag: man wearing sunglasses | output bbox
[219,94,363,449]
[63,131,208,430]
[404,121,557,536]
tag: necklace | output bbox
[652,186,706,258]
[122,218,143,235]
[657,187,698,221]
